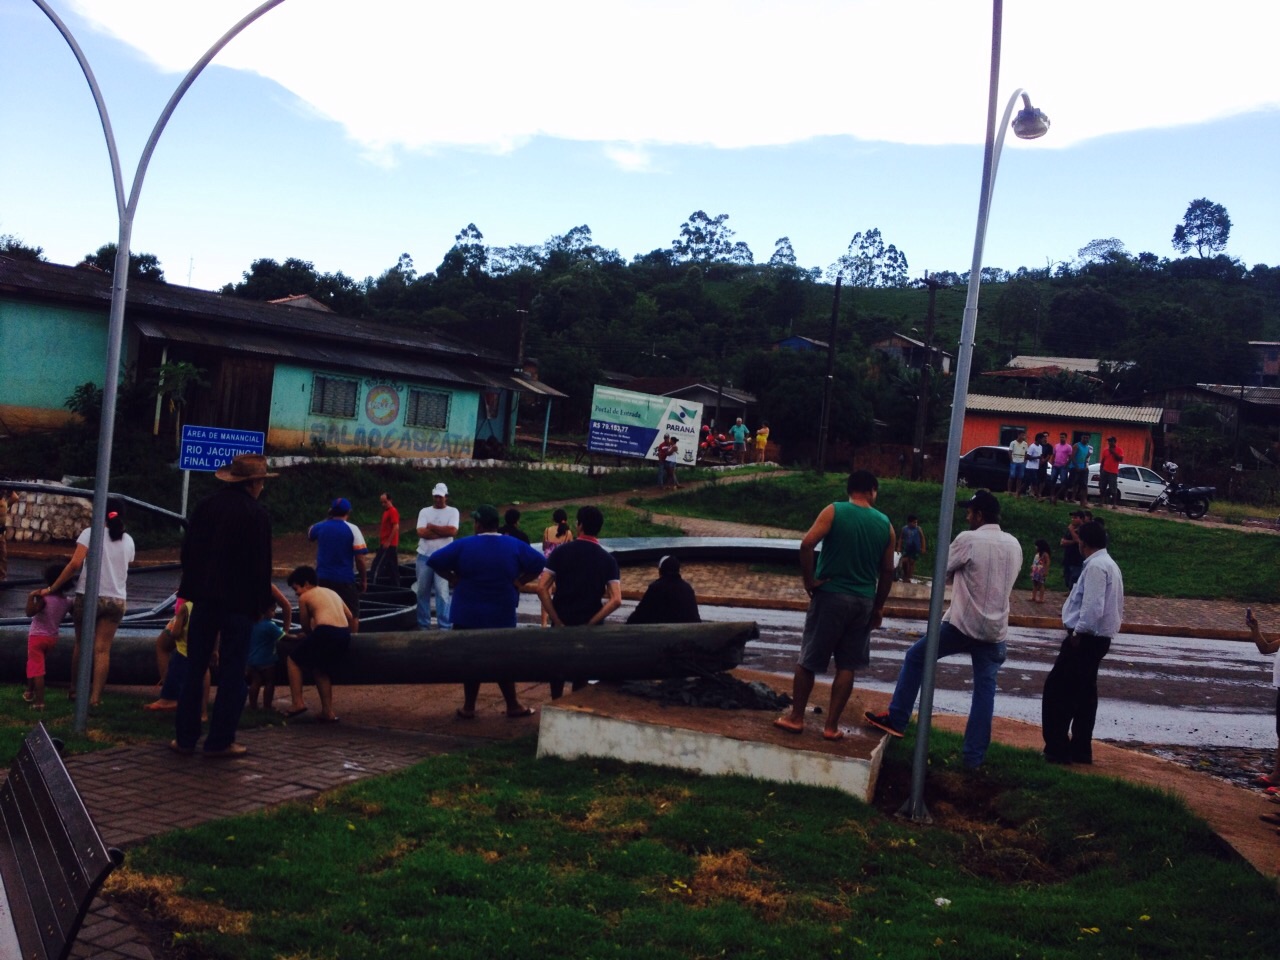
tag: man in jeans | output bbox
[416,483,459,629]
[774,470,895,740]
[866,489,1022,768]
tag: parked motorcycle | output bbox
[699,428,735,463]
[1147,461,1215,520]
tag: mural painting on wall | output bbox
[308,379,472,457]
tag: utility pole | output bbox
[911,273,940,480]
[816,276,842,475]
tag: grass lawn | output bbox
[108,730,1280,960]
[649,474,1280,602]
[113,462,687,549]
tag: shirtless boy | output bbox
[281,565,354,722]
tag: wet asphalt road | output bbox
[3,557,1273,749]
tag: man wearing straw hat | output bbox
[173,453,276,758]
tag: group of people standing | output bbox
[774,472,1124,769]
[1007,430,1125,509]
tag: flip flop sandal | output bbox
[773,717,804,735]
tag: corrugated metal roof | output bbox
[1196,384,1280,406]
[133,318,565,397]
[966,394,1163,424]
[0,256,505,364]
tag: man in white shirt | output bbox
[1041,521,1124,764]
[415,482,460,629]
[1007,431,1029,494]
[866,489,1022,768]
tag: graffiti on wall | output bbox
[307,422,473,457]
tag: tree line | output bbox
[3,199,1277,458]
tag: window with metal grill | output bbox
[311,375,359,418]
[406,388,450,429]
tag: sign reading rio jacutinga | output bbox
[587,385,703,462]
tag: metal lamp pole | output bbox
[33,0,287,731]
[901,0,1049,821]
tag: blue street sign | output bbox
[179,424,265,472]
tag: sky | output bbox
[1,0,1278,292]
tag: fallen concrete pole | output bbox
[0,621,758,686]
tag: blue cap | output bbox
[330,497,351,514]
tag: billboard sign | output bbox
[587,386,702,464]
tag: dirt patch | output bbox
[686,849,788,920]
[871,764,1067,885]
[105,868,252,935]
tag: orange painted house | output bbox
[961,395,1163,467]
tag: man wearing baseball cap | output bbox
[416,482,459,629]
[173,453,277,758]
[307,497,368,631]
[866,488,1022,768]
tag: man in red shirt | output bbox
[1098,437,1124,508]
[371,492,401,585]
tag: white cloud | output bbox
[602,143,656,173]
[69,0,1280,156]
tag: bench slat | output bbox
[0,724,120,960]
[6,756,85,958]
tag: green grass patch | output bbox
[112,733,1280,959]
[0,684,282,759]
[647,474,1280,602]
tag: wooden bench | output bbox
[0,722,122,960]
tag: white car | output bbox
[1086,462,1167,505]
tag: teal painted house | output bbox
[0,256,562,457]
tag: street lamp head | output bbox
[1012,93,1050,140]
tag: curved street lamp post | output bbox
[901,0,1049,821]
[32,0,288,731]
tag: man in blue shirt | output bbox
[428,504,545,719]
[308,497,368,631]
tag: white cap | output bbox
[432,482,449,496]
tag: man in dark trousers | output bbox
[370,492,401,585]
[173,453,276,757]
[535,505,622,698]
[1042,520,1124,764]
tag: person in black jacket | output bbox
[173,454,276,758]
[627,556,701,625]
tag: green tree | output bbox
[81,243,165,282]
[0,233,44,261]
[151,360,208,454]
[768,237,797,268]
[1172,198,1231,258]
[827,228,909,288]
[672,211,736,264]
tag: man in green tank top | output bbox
[775,470,896,740]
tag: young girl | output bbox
[1030,539,1051,603]
[542,508,574,557]
[25,562,73,710]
